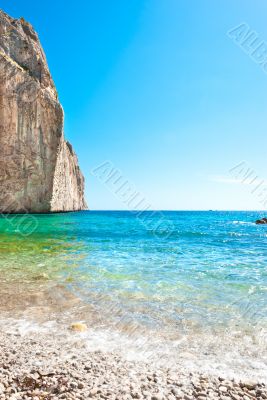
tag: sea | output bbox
[0,211,266,381]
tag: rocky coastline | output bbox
[0,10,87,213]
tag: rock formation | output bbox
[0,10,87,213]
[255,218,267,225]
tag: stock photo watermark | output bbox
[91,160,174,239]
[227,22,267,74]
[0,197,38,237]
[229,161,267,208]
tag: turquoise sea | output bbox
[0,211,266,378]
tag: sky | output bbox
[1,0,267,210]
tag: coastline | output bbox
[0,2,266,398]
[0,279,266,399]
[0,329,266,400]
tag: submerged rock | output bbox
[255,218,267,225]
[0,10,87,213]
[70,322,88,332]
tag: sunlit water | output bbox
[0,211,266,379]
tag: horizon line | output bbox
[87,209,266,212]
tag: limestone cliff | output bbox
[0,10,87,213]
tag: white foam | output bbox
[0,317,57,336]
[0,316,266,383]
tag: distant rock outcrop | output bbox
[255,218,267,225]
[0,10,87,213]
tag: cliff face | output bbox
[0,10,87,213]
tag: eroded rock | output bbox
[0,10,87,213]
[255,218,267,225]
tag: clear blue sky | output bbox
[2,0,267,210]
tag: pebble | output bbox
[229,393,240,400]
[70,322,88,332]
[89,387,98,396]
[151,395,163,400]
[240,381,257,390]
[131,391,141,399]
[171,388,183,397]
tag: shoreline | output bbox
[0,329,266,400]
[0,280,266,399]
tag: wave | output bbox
[1,316,266,384]
[232,221,256,226]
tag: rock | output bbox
[89,387,98,397]
[255,218,267,225]
[70,323,88,332]
[171,388,183,397]
[229,393,240,400]
[131,392,141,399]
[196,391,207,396]
[0,10,87,213]
[184,395,193,400]
[142,391,151,397]
[151,395,163,400]
[78,382,84,390]
[240,381,257,390]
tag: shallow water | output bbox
[0,211,266,379]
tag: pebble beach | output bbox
[0,329,266,400]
